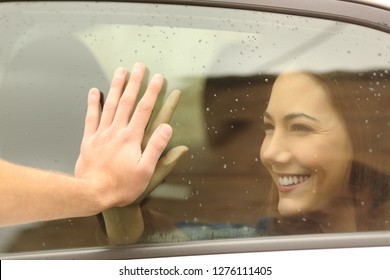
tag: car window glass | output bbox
[0,1,389,254]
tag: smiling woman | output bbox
[260,70,390,234]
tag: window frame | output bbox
[100,0,390,32]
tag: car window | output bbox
[0,1,389,255]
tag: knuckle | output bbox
[118,95,133,107]
[151,136,168,154]
[103,101,118,112]
[84,113,97,125]
[135,100,151,113]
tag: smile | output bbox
[278,175,310,186]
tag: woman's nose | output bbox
[260,133,291,164]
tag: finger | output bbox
[112,63,146,127]
[142,90,181,149]
[83,88,101,139]
[138,123,172,172]
[133,145,188,204]
[127,73,164,138]
[98,67,127,130]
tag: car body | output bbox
[0,0,390,262]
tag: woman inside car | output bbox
[259,70,390,234]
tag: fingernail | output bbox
[153,73,163,80]
[132,62,143,73]
[115,67,126,76]
[159,124,173,138]
[89,88,98,95]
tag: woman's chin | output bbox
[277,203,306,217]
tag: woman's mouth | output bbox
[278,175,310,187]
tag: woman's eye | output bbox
[263,122,274,132]
[290,124,313,133]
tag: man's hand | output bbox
[102,89,188,245]
[75,63,172,210]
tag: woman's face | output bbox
[260,72,353,218]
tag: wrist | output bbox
[76,177,114,215]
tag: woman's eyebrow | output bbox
[284,112,319,122]
[262,111,319,122]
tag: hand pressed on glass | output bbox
[101,88,188,245]
[0,63,178,227]
[75,63,175,209]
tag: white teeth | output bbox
[278,175,309,186]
